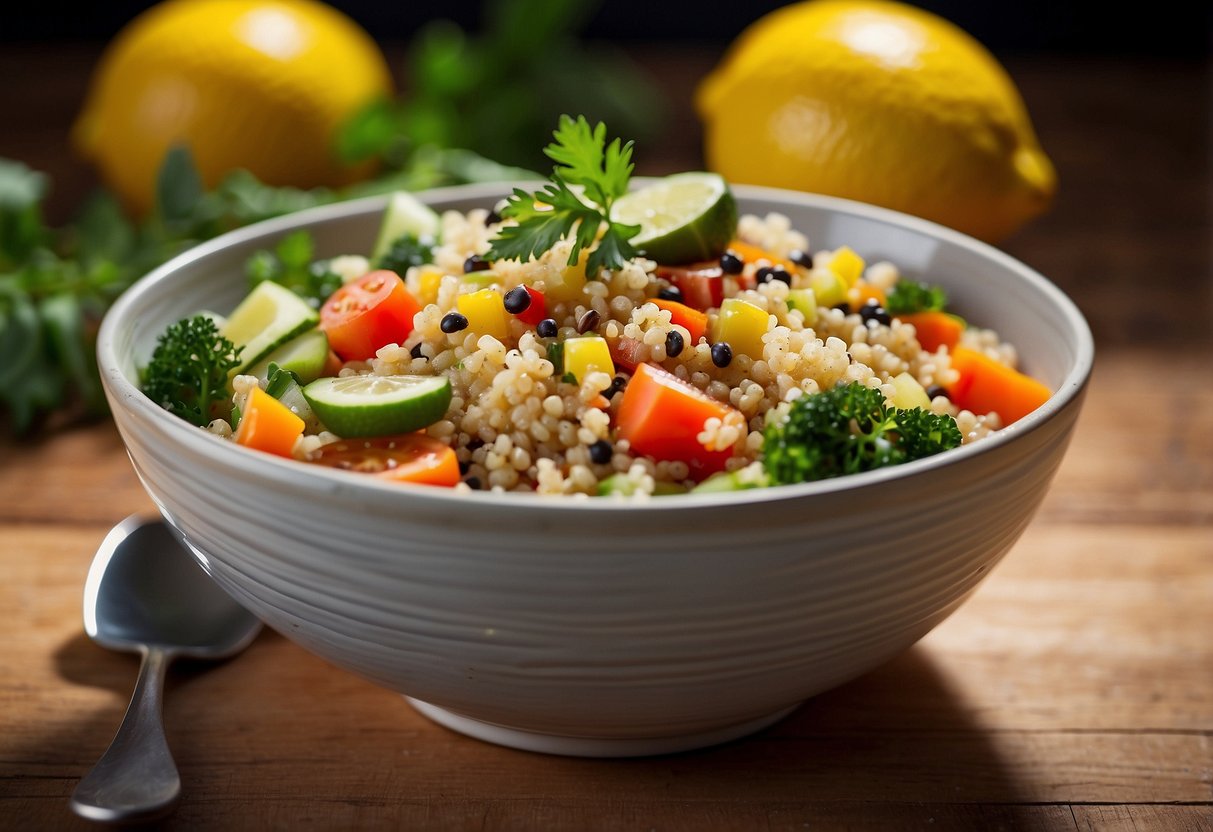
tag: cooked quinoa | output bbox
[204,208,1016,496]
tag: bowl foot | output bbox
[405,698,800,757]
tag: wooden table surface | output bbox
[2,44,1211,830]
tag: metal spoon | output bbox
[71,515,261,823]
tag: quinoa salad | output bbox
[141,117,1052,497]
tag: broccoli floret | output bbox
[885,279,948,314]
[142,316,242,427]
[762,381,962,485]
[376,232,436,276]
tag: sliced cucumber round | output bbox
[248,329,330,385]
[302,374,451,438]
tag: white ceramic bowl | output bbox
[97,184,1092,757]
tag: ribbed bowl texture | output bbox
[97,184,1093,756]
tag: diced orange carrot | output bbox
[847,281,888,312]
[652,298,708,344]
[235,387,305,458]
[946,346,1051,425]
[614,363,737,479]
[900,311,966,352]
[726,240,797,273]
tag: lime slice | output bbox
[611,172,738,264]
[302,374,452,437]
[371,191,441,262]
[222,281,319,374]
[248,328,330,385]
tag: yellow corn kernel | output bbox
[822,246,865,287]
[416,266,444,305]
[456,288,509,340]
[808,268,848,308]
[563,336,614,383]
[712,298,770,359]
[544,251,588,302]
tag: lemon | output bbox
[73,0,393,214]
[696,0,1056,242]
[611,172,738,264]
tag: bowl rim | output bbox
[97,182,1094,511]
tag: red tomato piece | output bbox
[305,434,460,487]
[514,286,548,326]
[320,270,421,361]
[656,264,724,311]
[614,362,736,479]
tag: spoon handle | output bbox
[71,646,181,822]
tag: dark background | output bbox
[4,0,1211,56]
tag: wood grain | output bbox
[1,48,1211,831]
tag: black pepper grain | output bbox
[608,376,628,398]
[441,312,469,333]
[536,318,558,338]
[926,384,949,400]
[711,342,733,368]
[657,285,684,302]
[409,342,427,360]
[665,329,685,357]
[503,285,531,314]
[464,476,482,490]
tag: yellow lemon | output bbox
[73,0,393,214]
[696,0,1055,242]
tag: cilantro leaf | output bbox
[487,115,640,273]
[885,279,948,314]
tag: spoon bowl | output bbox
[71,515,261,823]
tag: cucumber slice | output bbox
[597,473,687,497]
[265,365,325,435]
[611,172,737,264]
[221,281,319,374]
[248,329,330,385]
[371,191,441,262]
[691,463,770,493]
[302,374,451,438]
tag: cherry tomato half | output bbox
[320,270,421,361]
[305,434,460,487]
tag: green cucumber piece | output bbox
[372,191,441,262]
[221,281,319,374]
[248,328,329,385]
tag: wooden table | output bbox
[2,45,1211,830]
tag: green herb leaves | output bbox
[487,115,640,275]
[142,316,242,427]
[885,279,948,314]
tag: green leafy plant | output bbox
[246,230,342,309]
[885,279,949,314]
[141,315,242,427]
[763,381,963,484]
[487,115,640,274]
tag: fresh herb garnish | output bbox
[763,381,962,484]
[141,315,242,427]
[375,232,437,276]
[246,230,342,309]
[487,115,641,275]
[885,279,948,314]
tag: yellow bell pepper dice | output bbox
[416,266,444,304]
[808,268,848,308]
[563,336,614,383]
[712,298,770,359]
[822,246,865,287]
[544,253,588,302]
[456,288,510,340]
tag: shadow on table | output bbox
[610,644,1026,804]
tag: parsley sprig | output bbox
[487,115,641,275]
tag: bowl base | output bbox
[405,698,800,757]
